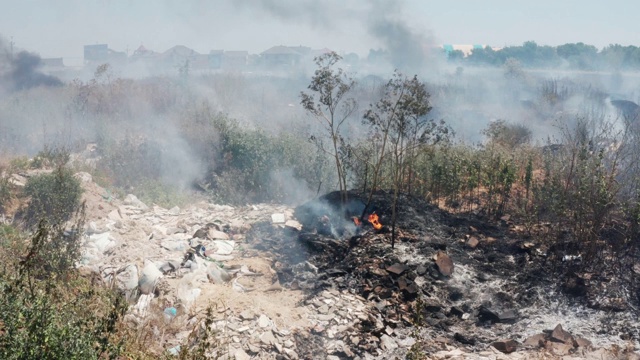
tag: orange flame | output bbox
[368,213,382,230]
[353,217,361,226]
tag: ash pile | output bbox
[249,190,640,359]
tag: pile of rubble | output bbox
[34,173,639,359]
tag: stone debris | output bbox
[435,250,454,277]
[492,339,518,353]
[67,178,639,359]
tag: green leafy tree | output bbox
[300,52,357,204]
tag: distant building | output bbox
[84,44,109,63]
[261,46,303,67]
[209,50,224,69]
[223,51,249,70]
[84,44,126,66]
[41,58,65,68]
[160,45,200,68]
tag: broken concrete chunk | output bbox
[259,330,276,346]
[435,251,454,276]
[386,263,408,275]
[239,310,254,321]
[545,340,573,355]
[492,339,518,353]
[379,334,398,350]
[166,227,185,235]
[10,173,27,187]
[284,219,302,231]
[257,314,271,328]
[208,229,230,240]
[574,336,592,348]
[467,236,479,249]
[523,333,546,348]
[124,194,149,210]
[271,213,286,224]
[234,348,251,360]
[550,324,575,345]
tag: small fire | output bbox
[353,217,361,226]
[368,213,382,230]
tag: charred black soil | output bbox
[246,190,640,358]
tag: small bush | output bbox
[23,166,83,227]
[483,119,532,150]
[0,169,11,213]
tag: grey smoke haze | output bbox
[234,0,437,73]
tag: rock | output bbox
[550,324,575,345]
[379,334,398,350]
[284,220,302,231]
[234,348,251,360]
[166,227,185,235]
[239,310,254,320]
[545,340,573,355]
[283,348,299,359]
[416,265,427,275]
[575,336,592,349]
[260,330,276,346]
[208,229,230,240]
[10,173,27,187]
[257,314,271,328]
[271,213,286,224]
[454,332,476,345]
[448,306,464,318]
[168,206,180,215]
[498,309,518,324]
[477,306,500,323]
[124,194,148,210]
[74,172,92,183]
[467,236,479,249]
[386,263,408,275]
[523,333,546,348]
[435,251,454,276]
[492,339,518,354]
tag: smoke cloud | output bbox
[233,0,438,73]
[0,37,63,92]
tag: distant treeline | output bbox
[446,41,640,70]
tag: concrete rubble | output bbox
[69,175,639,359]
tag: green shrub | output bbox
[0,215,129,360]
[482,119,532,150]
[23,166,83,227]
[0,170,11,213]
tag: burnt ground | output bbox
[246,190,640,358]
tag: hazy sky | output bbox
[1,0,638,62]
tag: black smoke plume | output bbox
[5,51,63,91]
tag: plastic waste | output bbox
[163,307,177,322]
